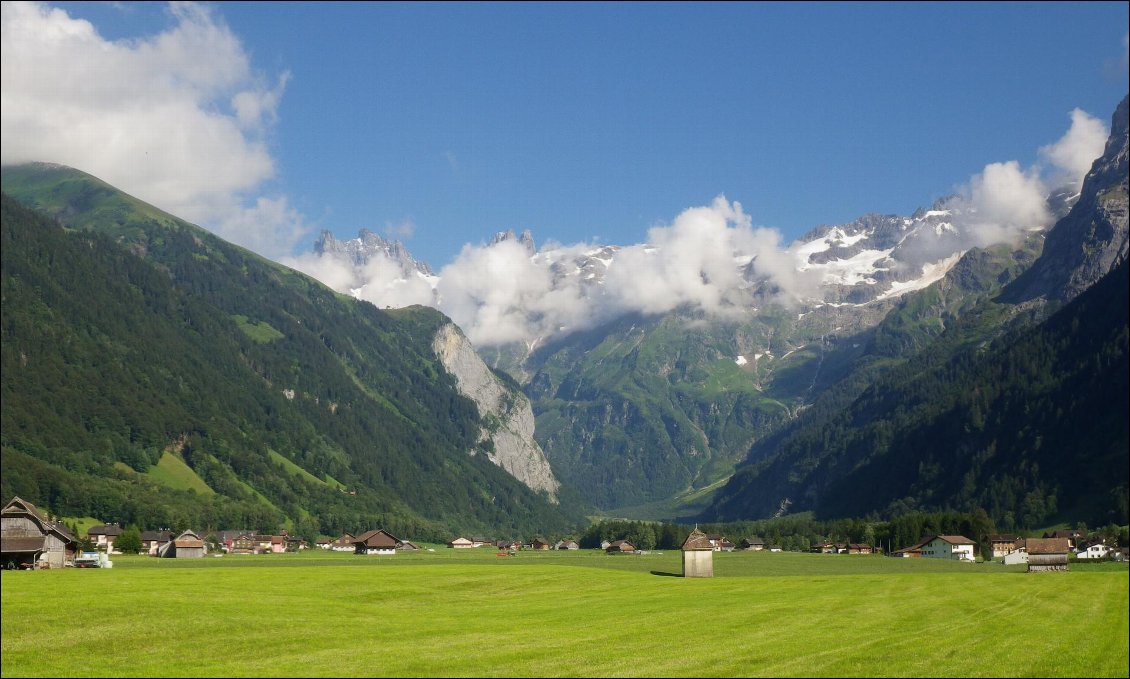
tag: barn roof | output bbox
[354,529,400,548]
[1026,538,1070,555]
[1,536,46,553]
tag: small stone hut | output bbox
[681,527,714,578]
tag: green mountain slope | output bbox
[1,165,581,539]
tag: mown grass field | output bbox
[2,549,1126,677]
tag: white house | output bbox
[1075,541,1110,560]
[1003,548,1029,565]
[913,535,976,562]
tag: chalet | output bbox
[88,523,124,554]
[354,529,401,555]
[706,534,734,552]
[907,535,976,562]
[530,538,551,551]
[988,534,1022,559]
[814,542,838,554]
[681,528,714,578]
[1,497,78,569]
[846,544,873,555]
[139,530,173,556]
[448,537,474,549]
[554,539,579,550]
[891,545,922,558]
[158,530,206,558]
[740,537,765,551]
[1027,538,1070,572]
[330,533,356,552]
[1075,539,1111,560]
[496,540,521,551]
[229,533,260,554]
[1042,529,1087,550]
[606,539,636,554]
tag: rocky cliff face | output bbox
[1004,95,1128,303]
[432,323,561,502]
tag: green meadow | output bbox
[2,549,1127,678]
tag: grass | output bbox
[145,451,214,495]
[2,550,1126,677]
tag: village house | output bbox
[1027,538,1070,572]
[906,535,976,562]
[706,534,734,551]
[1,497,78,569]
[353,529,401,555]
[330,533,356,552]
[158,530,206,558]
[139,530,173,556]
[496,539,521,551]
[1042,529,1087,551]
[87,523,123,554]
[554,539,579,550]
[681,527,714,578]
[740,537,765,551]
[530,538,551,551]
[845,543,873,555]
[448,537,474,549]
[1075,538,1111,560]
[988,534,1022,559]
[606,539,636,554]
[315,537,334,550]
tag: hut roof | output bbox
[681,528,714,551]
[1026,538,1070,555]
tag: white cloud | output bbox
[1038,108,1109,189]
[0,1,305,256]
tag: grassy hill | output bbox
[1,164,582,539]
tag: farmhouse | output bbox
[606,539,635,554]
[354,529,401,555]
[1074,538,1110,560]
[740,537,765,551]
[331,533,356,552]
[530,538,551,551]
[448,537,474,549]
[496,540,521,551]
[846,543,873,555]
[88,523,123,554]
[908,535,976,562]
[554,539,579,550]
[1026,538,1070,572]
[1042,529,1086,550]
[1,497,78,569]
[681,527,714,578]
[159,530,206,558]
[139,530,172,556]
[988,534,1022,559]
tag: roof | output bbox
[681,528,714,551]
[987,534,1021,542]
[1,536,47,553]
[741,536,765,544]
[140,531,173,542]
[1026,538,1071,555]
[88,524,123,537]
[1,497,77,545]
[354,529,400,548]
[913,534,976,549]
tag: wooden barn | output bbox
[605,539,636,554]
[1026,538,1070,572]
[681,527,714,578]
[354,529,401,555]
[1,497,78,569]
[158,530,206,558]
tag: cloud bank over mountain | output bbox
[286,111,1107,348]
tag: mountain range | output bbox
[1,95,1126,536]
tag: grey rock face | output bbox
[432,323,560,502]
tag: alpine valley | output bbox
[2,95,1127,539]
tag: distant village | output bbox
[2,496,1122,577]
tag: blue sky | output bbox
[3,1,1128,270]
